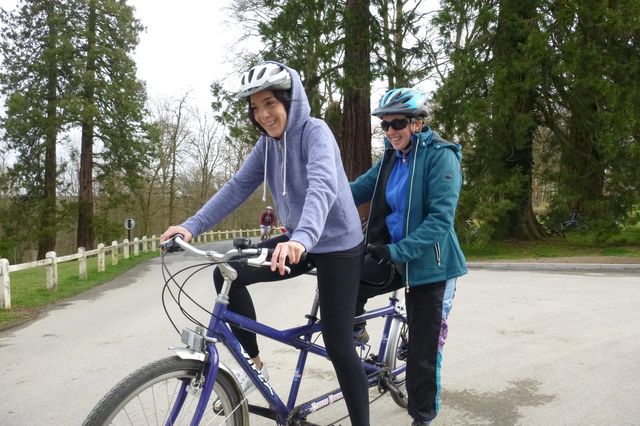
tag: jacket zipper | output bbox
[404,138,419,293]
[434,243,441,267]
[364,150,389,246]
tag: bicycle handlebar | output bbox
[161,235,291,273]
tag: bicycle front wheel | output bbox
[383,317,409,408]
[83,356,247,426]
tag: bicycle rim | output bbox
[383,318,408,408]
[83,356,247,426]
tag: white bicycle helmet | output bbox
[238,63,292,99]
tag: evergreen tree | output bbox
[433,0,548,240]
[0,0,75,259]
[69,0,148,249]
[539,0,640,234]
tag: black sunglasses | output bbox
[381,118,411,132]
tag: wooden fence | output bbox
[0,227,268,310]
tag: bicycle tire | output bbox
[83,356,247,426]
[383,317,409,408]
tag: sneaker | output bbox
[233,363,269,396]
[411,421,430,426]
[353,324,370,345]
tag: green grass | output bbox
[0,251,159,329]
[462,225,640,260]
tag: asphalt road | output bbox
[1,244,639,425]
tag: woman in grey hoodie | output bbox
[160,61,369,425]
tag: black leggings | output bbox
[213,234,370,426]
[355,273,448,423]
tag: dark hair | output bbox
[247,89,292,135]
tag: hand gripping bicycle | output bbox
[83,236,408,425]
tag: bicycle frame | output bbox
[182,273,407,425]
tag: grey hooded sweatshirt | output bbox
[181,62,363,253]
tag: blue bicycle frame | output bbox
[184,284,406,425]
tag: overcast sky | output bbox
[131,0,244,110]
[0,0,245,112]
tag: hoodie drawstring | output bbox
[282,131,287,197]
[262,131,288,202]
[262,137,269,202]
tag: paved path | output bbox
[0,246,639,425]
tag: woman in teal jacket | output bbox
[350,88,467,426]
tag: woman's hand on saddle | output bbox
[271,240,306,275]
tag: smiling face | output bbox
[381,114,424,152]
[250,90,288,138]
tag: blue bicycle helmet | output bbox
[371,88,428,118]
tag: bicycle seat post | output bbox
[307,287,320,319]
[216,264,238,302]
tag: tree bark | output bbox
[38,0,59,259]
[341,0,372,181]
[77,0,97,250]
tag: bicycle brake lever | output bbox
[246,248,291,274]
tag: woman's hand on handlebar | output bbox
[160,225,193,244]
[271,240,306,276]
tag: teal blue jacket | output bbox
[350,128,467,286]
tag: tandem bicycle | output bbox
[83,235,408,425]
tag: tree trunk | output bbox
[77,0,97,250]
[341,0,372,181]
[38,0,59,259]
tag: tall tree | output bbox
[539,0,640,232]
[490,0,546,239]
[70,0,147,249]
[433,0,548,239]
[371,0,442,87]
[0,0,75,258]
[341,0,373,180]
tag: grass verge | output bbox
[0,251,159,330]
[462,226,640,260]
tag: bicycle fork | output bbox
[168,327,222,426]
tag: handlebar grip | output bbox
[160,234,185,253]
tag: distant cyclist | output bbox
[259,206,277,241]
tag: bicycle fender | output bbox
[169,346,206,362]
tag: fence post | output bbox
[141,236,147,253]
[111,240,119,265]
[46,251,58,291]
[133,238,140,256]
[123,239,130,259]
[98,243,105,272]
[0,258,10,309]
[151,235,157,252]
[78,247,87,280]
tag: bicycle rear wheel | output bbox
[83,356,247,425]
[383,317,408,408]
